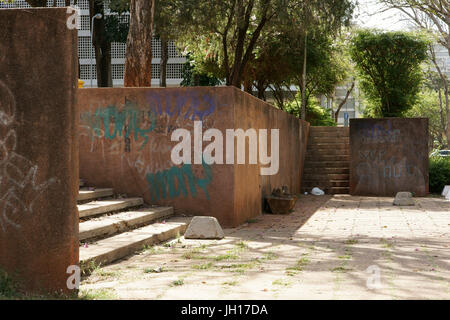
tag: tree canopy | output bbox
[350,30,428,117]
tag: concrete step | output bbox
[309,126,349,132]
[305,155,350,162]
[79,207,174,241]
[78,188,114,202]
[330,180,350,187]
[79,217,191,268]
[304,161,349,168]
[307,143,349,150]
[303,173,349,181]
[308,137,350,144]
[307,149,350,156]
[302,179,349,187]
[304,167,349,174]
[78,198,144,219]
[329,187,350,194]
[309,128,349,137]
[301,186,349,195]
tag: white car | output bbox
[431,150,450,157]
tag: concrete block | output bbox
[184,216,225,239]
[393,192,415,206]
[350,118,428,196]
[0,8,78,294]
[442,185,450,197]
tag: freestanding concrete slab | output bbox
[0,8,79,295]
[350,118,428,196]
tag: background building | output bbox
[0,0,187,87]
[433,44,450,78]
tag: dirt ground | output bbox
[79,194,450,300]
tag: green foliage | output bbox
[180,55,222,87]
[174,0,354,89]
[104,15,129,43]
[406,89,447,149]
[0,269,18,299]
[350,30,429,117]
[429,156,450,194]
[284,94,336,126]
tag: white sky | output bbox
[353,0,414,31]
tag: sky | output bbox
[353,0,414,31]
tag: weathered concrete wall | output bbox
[233,90,309,220]
[0,8,79,294]
[349,118,428,196]
[78,87,309,227]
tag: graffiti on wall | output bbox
[360,120,401,144]
[146,160,213,201]
[80,98,156,151]
[0,80,59,231]
[351,119,427,195]
[79,91,219,201]
[146,90,217,122]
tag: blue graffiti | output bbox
[146,161,213,201]
[146,91,217,121]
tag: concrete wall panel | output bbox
[78,87,309,227]
[0,8,79,294]
[349,118,428,196]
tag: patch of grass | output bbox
[92,268,121,278]
[219,260,260,274]
[170,279,184,287]
[235,241,248,249]
[79,288,117,300]
[338,255,352,260]
[331,266,353,273]
[182,248,205,260]
[192,262,214,270]
[212,242,249,262]
[80,260,102,276]
[0,269,18,299]
[212,253,239,261]
[286,256,310,272]
[222,280,239,286]
[261,251,277,261]
[380,239,394,249]
[272,279,292,287]
[144,267,166,273]
[344,239,359,245]
[140,244,164,255]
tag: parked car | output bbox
[430,150,450,157]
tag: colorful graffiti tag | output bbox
[146,160,213,201]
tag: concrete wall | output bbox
[0,8,79,294]
[349,118,428,196]
[78,87,309,227]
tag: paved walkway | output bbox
[80,195,450,300]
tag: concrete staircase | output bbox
[301,127,350,195]
[78,180,190,270]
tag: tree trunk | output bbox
[89,1,112,87]
[124,0,155,87]
[334,82,355,122]
[159,36,168,87]
[300,33,307,120]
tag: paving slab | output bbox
[79,195,450,300]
